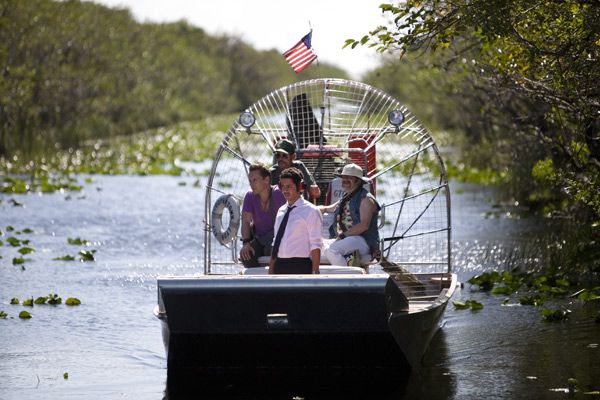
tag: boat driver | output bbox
[270,139,321,203]
[239,163,286,268]
[319,163,381,266]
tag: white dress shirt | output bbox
[273,197,323,258]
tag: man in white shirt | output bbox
[269,167,322,274]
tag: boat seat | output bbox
[242,265,366,275]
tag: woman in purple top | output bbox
[239,163,286,267]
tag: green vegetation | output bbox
[0,0,346,159]
[18,311,32,319]
[3,293,79,322]
[453,300,483,311]
[65,297,81,306]
[351,1,600,227]
[466,269,600,322]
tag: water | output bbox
[1,176,599,399]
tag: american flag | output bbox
[283,31,318,73]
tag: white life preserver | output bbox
[211,194,241,245]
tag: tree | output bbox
[349,1,600,219]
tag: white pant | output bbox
[324,235,371,266]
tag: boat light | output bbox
[239,111,256,132]
[388,109,405,131]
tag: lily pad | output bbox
[22,298,34,307]
[18,311,32,319]
[18,247,35,255]
[65,297,81,306]
[34,296,48,304]
[68,237,91,246]
[47,294,62,305]
[541,308,570,322]
[7,237,21,247]
[12,257,25,265]
[53,255,76,261]
[0,311,7,319]
[10,298,19,305]
[453,299,483,311]
[79,250,96,262]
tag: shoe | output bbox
[348,250,361,267]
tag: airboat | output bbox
[155,78,457,396]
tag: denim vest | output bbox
[329,187,381,251]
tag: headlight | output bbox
[239,111,256,129]
[388,109,405,127]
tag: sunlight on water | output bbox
[1,175,598,400]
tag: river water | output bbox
[1,173,598,399]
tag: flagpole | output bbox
[308,21,323,79]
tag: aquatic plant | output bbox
[65,298,81,306]
[67,237,91,246]
[0,311,7,319]
[18,311,32,319]
[78,250,96,262]
[453,300,483,311]
[541,308,571,322]
[53,255,76,261]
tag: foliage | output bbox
[453,299,483,310]
[68,237,90,246]
[65,297,81,306]
[0,0,347,158]
[541,308,570,322]
[18,311,32,319]
[352,1,600,221]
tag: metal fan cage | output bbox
[204,78,451,275]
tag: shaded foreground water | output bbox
[1,173,599,399]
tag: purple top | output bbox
[242,186,286,236]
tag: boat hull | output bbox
[155,273,456,396]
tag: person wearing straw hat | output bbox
[270,139,321,202]
[319,163,381,266]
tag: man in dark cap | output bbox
[270,139,321,202]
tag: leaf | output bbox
[53,255,76,261]
[22,298,34,307]
[34,296,48,305]
[18,311,32,319]
[519,295,544,306]
[63,372,69,379]
[492,286,511,295]
[22,228,34,234]
[6,226,14,232]
[12,257,25,265]
[577,290,600,302]
[47,294,62,305]
[65,297,81,306]
[79,250,96,262]
[469,300,484,310]
[68,237,90,245]
[541,308,570,322]
[453,300,470,310]
[18,247,35,255]
[10,298,19,305]
[7,237,21,246]
[0,311,7,319]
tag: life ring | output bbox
[211,194,241,245]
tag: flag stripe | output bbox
[283,31,318,73]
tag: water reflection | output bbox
[2,176,599,400]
